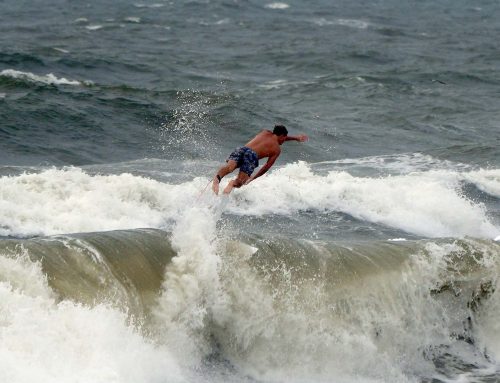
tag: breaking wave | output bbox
[0,161,498,239]
[1,218,499,382]
[0,69,92,86]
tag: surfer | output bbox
[212,125,308,195]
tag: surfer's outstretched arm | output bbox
[284,134,308,142]
[247,154,279,184]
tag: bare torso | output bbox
[244,130,281,159]
[212,128,307,195]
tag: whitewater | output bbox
[2,0,500,381]
[1,158,500,383]
[0,161,498,239]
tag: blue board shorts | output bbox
[227,146,259,176]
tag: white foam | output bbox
[462,169,500,198]
[199,18,230,26]
[124,17,141,23]
[324,152,469,174]
[215,18,230,25]
[259,79,288,89]
[0,249,53,299]
[314,18,370,29]
[258,78,316,90]
[1,171,499,382]
[0,164,498,239]
[229,162,499,239]
[0,167,204,237]
[265,2,289,9]
[195,234,494,382]
[53,47,70,54]
[134,3,165,8]
[153,205,223,366]
[335,18,370,29]
[0,253,184,383]
[86,24,103,31]
[0,69,91,86]
[468,241,500,363]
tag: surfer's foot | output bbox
[212,176,220,195]
[223,181,234,195]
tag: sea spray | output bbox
[0,246,53,299]
[206,239,420,382]
[199,239,500,382]
[153,201,228,366]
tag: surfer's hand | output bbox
[297,134,308,142]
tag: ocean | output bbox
[1,0,500,382]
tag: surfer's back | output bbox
[244,130,281,160]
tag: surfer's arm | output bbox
[285,134,308,142]
[247,154,279,183]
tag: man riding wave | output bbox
[212,125,308,195]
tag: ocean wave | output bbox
[258,78,317,90]
[0,69,92,86]
[209,237,500,382]
[231,162,500,239]
[462,169,500,198]
[0,162,498,239]
[133,3,165,8]
[85,24,104,31]
[0,249,183,383]
[124,17,141,23]
[2,225,499,382]
[0,229,175,308]
[0,167,200,237]
[265,2,289,10]
[315,152,472,175]
[313,18,370,29]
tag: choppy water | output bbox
[1,1,500,382]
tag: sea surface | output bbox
[1,1,500,382]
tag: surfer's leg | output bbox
[213,160,237,195]
[223,171,249,194]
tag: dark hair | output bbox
[273,124,288,136]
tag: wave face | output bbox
[0,240,183,383]
[1,219,500,383]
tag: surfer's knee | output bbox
[233,179,244,188]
